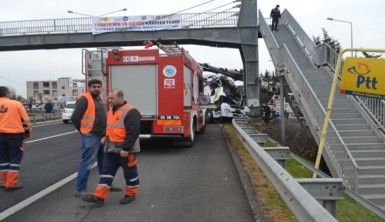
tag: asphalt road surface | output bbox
[1,123,254,222]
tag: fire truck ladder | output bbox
[157,43,183,55]
[82,48,108,77]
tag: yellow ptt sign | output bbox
[340,57,385,96]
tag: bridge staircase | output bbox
[259,9,385,210]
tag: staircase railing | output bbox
[280,10,321,65]
[317,43,338,69]
[0,12,238,36]
[259,10,359,190]
[258,13,279,63]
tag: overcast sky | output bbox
[0,0,384,97]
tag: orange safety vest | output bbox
[80,92,96,134]
[106,103,134,143]
[0,97,30,134]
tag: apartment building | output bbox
[26,77,85,104]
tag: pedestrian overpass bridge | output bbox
[1,0,385,219]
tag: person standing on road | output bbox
[71,79,107,198]
[0,86,32,191]
[82,89,141,206]
[270,4,281,31]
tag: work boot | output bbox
[110,186,122,192]
[4,186,22,191]
[82,194,104,207]
[74,191,86,198]
[119,195,136,205]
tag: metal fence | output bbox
[0,12,238,36]
[29,113,61,124]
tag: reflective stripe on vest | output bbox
[80,92,96,134]
[106,103,134,143]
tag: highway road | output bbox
[1,122,255,222]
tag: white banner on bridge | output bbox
[92,15,182,34]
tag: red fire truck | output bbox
[82,44,206,146]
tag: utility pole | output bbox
[279,74,285,144]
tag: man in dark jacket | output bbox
[71,79,106,198]
[270,5,281,31]
[82,89,141,206]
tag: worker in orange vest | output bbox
[0,86,32,191]
[71,79,107,198]
[82,89,141,206]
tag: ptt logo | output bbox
[163,65,177,78]
[347,62,377,90]
[347,62,371,75]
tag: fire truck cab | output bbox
[82,44,206,147]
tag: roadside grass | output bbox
[337,195,384,222]
[224,123,385,222]
[261,139,276,147]
[223,124,296,222]
[285,157,313,178]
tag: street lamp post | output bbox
[327,17,353,57]
[67,8,127,18]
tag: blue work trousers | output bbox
[75,134,104,192]
[0,133,23,187]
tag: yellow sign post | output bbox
[313,48,385,179]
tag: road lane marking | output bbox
[0,173,76,220]
[26,130,77,144]
[0,163,97,221]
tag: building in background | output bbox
[26,77,85,104]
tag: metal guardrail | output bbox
[291,152,385,219]
[29,113,61,124]
[0,12,238,36]
[259,10,359,190]
[232,118,338,222]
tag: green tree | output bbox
[313,28,341,53]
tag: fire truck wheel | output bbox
[139,138,147,148]
[174,119,196,147]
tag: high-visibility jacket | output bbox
[0,97,30,134]
[80,92,95,134]
[106,103,134,143]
